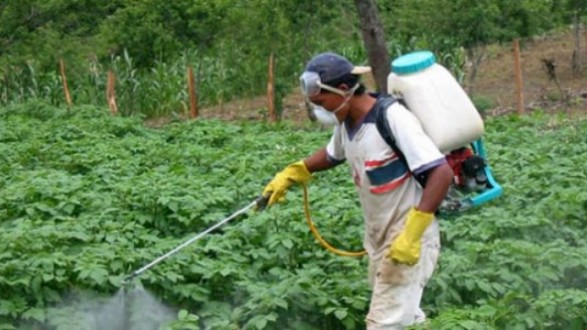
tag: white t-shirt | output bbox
[326,100,445,259]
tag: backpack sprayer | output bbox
[385,50,503,212]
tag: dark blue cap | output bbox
[304,52,371,83]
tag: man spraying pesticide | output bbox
[261,51,501,329]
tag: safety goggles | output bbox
[299,71,348,97]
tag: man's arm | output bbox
[262,147,340,206]
[387,161,452,265]
[303,148,341,173]
[417,162,453,213]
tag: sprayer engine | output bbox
[439,140,502,212]
[446,147,488,192]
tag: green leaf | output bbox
[274,298,288,309]
[0,300,15,316]
[22,307,45,323]
[255,318,267,329]
[62,203,75,215]
[168,201,179,213]
[342,316,356,329]
[334,308,348,320]
[88,267,109,285]
[282,239,293,249]
[0,324,16,330]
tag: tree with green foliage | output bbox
[98,0,229,68]
[0,0,581,116]
[0,0,121,68]
[381,0,565,93]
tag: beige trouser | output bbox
[365,227,440,330]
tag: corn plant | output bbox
[2,39,464,118]
[71,57,108,107]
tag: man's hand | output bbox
[262,160,311,207]
[387,208,435,265]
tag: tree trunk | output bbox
[571,10,582,74]
[465,46,486,95]
[304,1,317,122]
[353,0,390,94]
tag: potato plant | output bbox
[0,102,586,329]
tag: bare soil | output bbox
[148,28,586,127]
[474,29,587,117]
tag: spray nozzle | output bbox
[121,273,137,287]
[255,195,269,211]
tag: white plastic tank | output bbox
[387,51,484,154]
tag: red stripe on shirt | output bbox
[364,155,398,167]
[369,173,411,194]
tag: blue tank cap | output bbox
[391,51,436,75]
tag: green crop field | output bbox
[0,102,586,330]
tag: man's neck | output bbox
[346,94,377,128]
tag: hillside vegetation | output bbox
[2,0,586,118]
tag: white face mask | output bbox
[308,83,357,126]
[312,105,339,125]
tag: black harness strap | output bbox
[373,97,428,187]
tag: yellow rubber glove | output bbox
[387,208,435,265]
[263,160,311,207]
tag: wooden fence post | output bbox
[107,70,119,115]
[59,59,73,106]
[513,39,525,115]
[267,53,277,122]
[187,66,198,119]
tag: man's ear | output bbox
[337,83,350,92]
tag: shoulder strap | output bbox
[374,96,406,164]
[374,96,428,187]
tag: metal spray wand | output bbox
[121,196,268,286]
